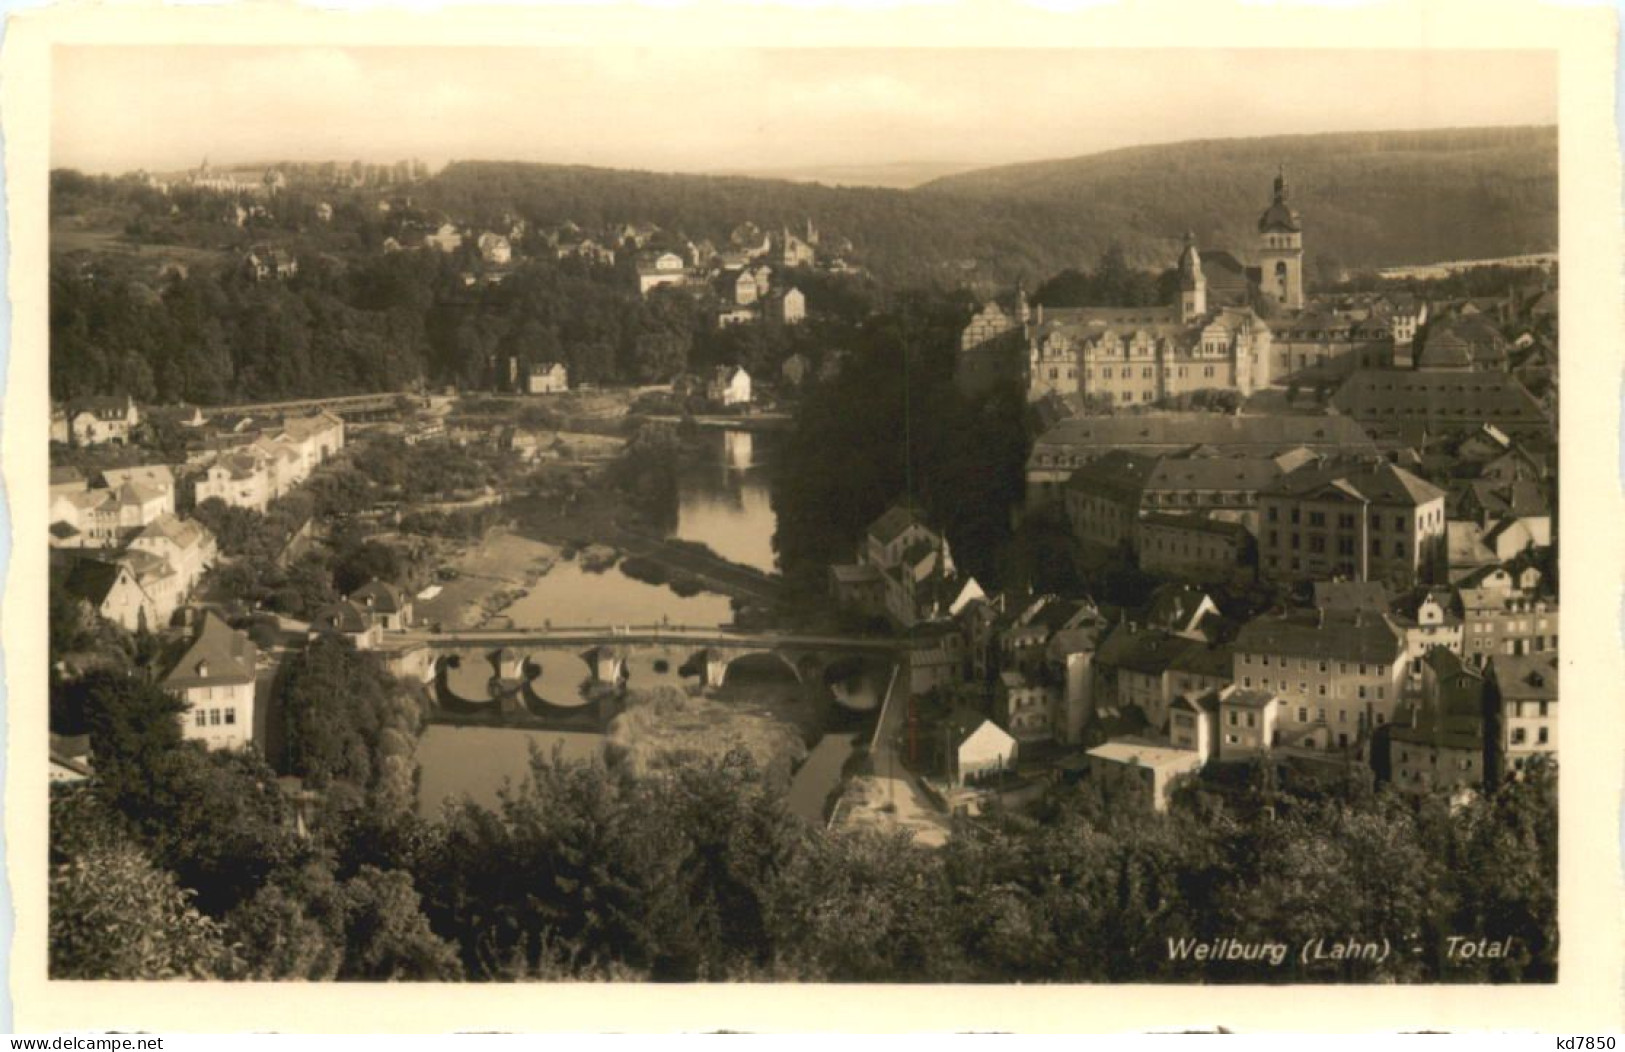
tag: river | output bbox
[417,426,870,824]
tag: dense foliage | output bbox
[770,287,1030,593]
[276,637,422,812]
[50,737,1558,982]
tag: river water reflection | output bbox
[418,426,864,820]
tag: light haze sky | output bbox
[54,47,1557,180]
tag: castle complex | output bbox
[958,172,1380,403]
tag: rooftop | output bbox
[163,613,257,689]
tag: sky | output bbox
[52,47,1558,182]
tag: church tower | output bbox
[1257,168,1304,311]
[1178,232,1207,323]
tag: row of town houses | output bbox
[50,410,347,638]
[830,499,1557,813]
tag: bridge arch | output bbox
[718,649,804,688]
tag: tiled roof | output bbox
[1489,652,1558,700]
[312,600,371,635]
[1234,614,1403,664]
[1033,413,1375,469]
[866,501,932,546]
[100,465,174,491]
[1313,580,1392,614]
[1221,687,1278,710]
[63,558,129,606]
[1064,449,1159,498]
[1145,456,1282,493]
[1330,370,1550,430]
[1088,736,1205,771]
[1139,512,1252,541]
[1267,460,1444,507]
[350,579,406,614]
[134,513,210,551]
[163,613,257,689]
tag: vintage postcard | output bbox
[4,0,1621,1034]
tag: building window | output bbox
[1318,683,1327,696]
[194,710,206,728]
[224,709,236,725]
[1228,711,1238,726]
[209,709,221,726]
[1297,706,1307,722]
[1394,515,1405,531]
[1538,727,1549,745]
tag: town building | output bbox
[69,396,140,446]
[424,223,464,253]
[1257,460,1447,587]
[1269,309,1395,385]
[309,600,382,650]
[129,514,217,599]
[1084,737,1205,812]
[1390,589,1464,692]
[771,287,807,325]
[1329,370,1552,442]
[61,556,153,632]
[637,251,688,296]
[1215,687,1281,759]
[1136,513,1255,583]
[477,233,513,266]
[350,580,413,631]
[1026,413,1375,504]
[245,245,298,282]
[98,466,177,516]
[1169,690,1218,762]
[1486,651,1557,776]
[162,613,259,750]
[1415,314,1511,373]
[1456,584,1557,669]
[1093,623,1232,734]
[1232,611,1407,749]
[830,502,972,630]
[526,362,569,395]
[708,366,752,407]
[997,670,1052,744]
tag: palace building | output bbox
[959,171,1356,404]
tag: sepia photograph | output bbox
[9,5,1620,1030]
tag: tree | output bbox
[51,839,238,979]
[336,867,465,980]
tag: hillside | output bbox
[920,126,1557,278]
[421,126,1555,287]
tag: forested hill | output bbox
[919,126,1558,278]
[421,126,1556,286]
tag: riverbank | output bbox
[413,527,561,630]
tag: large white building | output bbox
[163,613,259,750]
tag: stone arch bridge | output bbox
[401,624,900,693]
